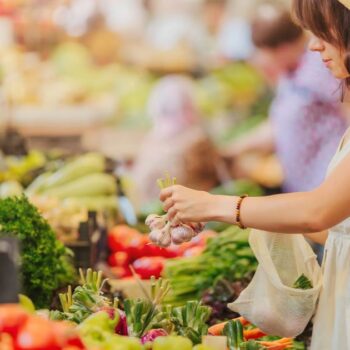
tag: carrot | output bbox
[208,317,250,335]
[243,328,266,340]
[258,338,293,350]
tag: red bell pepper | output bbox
[108,225,140,251]
[108,226,148,259]
[132,257,166,279]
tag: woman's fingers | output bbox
[163,197,174,212]
[172,214,182,226]
[160,186,174,201]
[167,207,178,221]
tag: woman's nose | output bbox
[308,35,325,52]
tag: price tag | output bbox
[0,236,20,303]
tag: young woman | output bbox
[160,0,350,347]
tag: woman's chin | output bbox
[331,67,350,80]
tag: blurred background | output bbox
[0,0,346,259]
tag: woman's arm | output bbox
[304,231,328,245]
[160,152,350,234]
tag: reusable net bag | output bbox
[228,230,322,337]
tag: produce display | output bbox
[0,266,306,350]
[0,150,46,187]
[164,226,257,305]
[0,4,314,349]
[26,152,117,210]
[0,196,75,308]
[108,224,215,279]
[0,304,86,350]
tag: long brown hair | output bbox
[293,0,350,85]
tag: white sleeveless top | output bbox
[310,134,350,349]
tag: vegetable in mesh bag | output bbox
[229,230,322,338]
[293,274,313,290]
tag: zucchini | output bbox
[44,153,105,189]
[42,173,116,198]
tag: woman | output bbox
[160,0,350,348]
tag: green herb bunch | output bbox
[0,196,75,308]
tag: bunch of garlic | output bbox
[146,214,204,247]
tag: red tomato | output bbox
[132,257,165,279]
[16,316,59,350]
[108,251,130,267]
[0,304,28,337]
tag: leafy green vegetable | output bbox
[293,274,313,290]
[51,268,111,324]
[223,320,244,350]
[170,301,211,345]
[164,226,257,305]
[0,196,75,308]
[124,277,171,337]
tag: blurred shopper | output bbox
[132,76,220,205]
[224,5,347,193]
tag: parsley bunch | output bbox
[0,196,75,308]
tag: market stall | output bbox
[0,1,320,349]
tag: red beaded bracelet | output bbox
[236,195,248,229]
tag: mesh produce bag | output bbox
[228,230,322,338]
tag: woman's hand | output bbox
[160,185,212,223]
[160,185,237,224]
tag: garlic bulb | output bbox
[149,229,163,244]
[158,228,172,247]
[171,225,195,244]
[146,209,205,247]
[146,214,167,230]
[149,224,172,248]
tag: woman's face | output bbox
[309,34,350,79]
